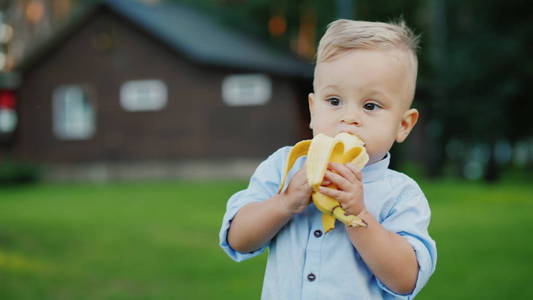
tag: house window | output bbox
[120,79,167,111]
[53,86,95,140]
[0,109,16,133]
[222,74,272,106]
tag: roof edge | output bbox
[14,1,102,74]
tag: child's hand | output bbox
[319,162,365,216]
[281,166,312,215]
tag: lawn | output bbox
[0,179,532,299]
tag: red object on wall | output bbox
[0,91,15,109]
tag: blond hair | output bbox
[316,19,420,63]
[315,19,420,103]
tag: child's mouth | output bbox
[340,131,364,143]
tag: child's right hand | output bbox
[280,167,312,215]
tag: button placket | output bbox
[301,214,325,300]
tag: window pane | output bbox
[53,86,95,140]
[120,79,167,111]
[222,74,272,106]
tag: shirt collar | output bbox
[362,153,390,183]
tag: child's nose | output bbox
[341,112,361,126]
[342,119,360,126]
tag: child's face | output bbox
[309,48,419,164]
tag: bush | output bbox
[0,161,41,185]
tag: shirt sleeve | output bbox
[219,147,289,262]
[377,178,438,299]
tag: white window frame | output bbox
[222,74,272,106]
[120,79,167,112]
[0,108,17,133]
[53,85,95,140]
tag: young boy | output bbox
[219,19,436,299]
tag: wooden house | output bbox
[6,0,313,180]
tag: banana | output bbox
[278,132,369,232]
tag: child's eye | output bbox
[363,102,381,111]
[327,97,341,106]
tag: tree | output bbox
[427,0,533,181]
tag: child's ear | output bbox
[308,93,315,130]
[396,108,419,143]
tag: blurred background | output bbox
[0,0,532,299]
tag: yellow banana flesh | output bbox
[278,139,311,194]
[278,132,369,232]
[322,213,336,232]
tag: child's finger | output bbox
[324,170,352,191]
[318,185,345,200]
[321,178,332,185]
[346,164,363,182]
[328,162,356,183]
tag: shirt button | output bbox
[313,229,323,238]
[307,273,316,282]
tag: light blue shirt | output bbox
[219,146,437,300]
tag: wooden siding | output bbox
[14,10,307,163]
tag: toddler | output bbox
[220,19,437,300]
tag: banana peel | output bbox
[278,133,369,233]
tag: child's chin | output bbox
[368,153,388,164]
[313,131,336,137]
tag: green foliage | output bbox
[170,0,337,54]
[499,166,533,183]
[0,180,532,299]
[435,0,533,143]
[0,161,41,185]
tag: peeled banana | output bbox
[278,132,369,232]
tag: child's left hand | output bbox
[318,162,365,216]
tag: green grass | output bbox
[0,179,532,299]
[417,180,533,299]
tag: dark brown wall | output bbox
[15,9,307,163]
